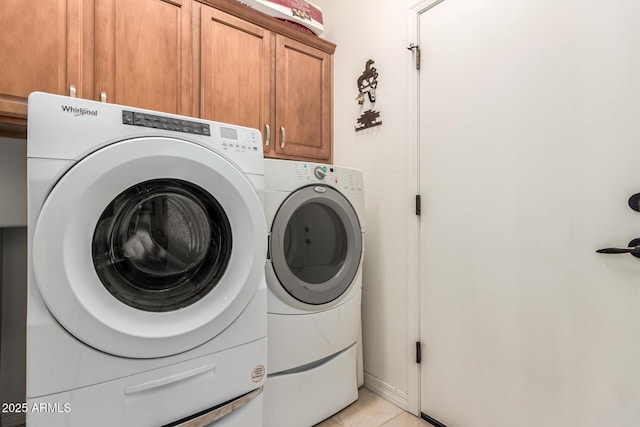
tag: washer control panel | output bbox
[122,110,260,154]
[218,125,260,154]
[122,110,211,136]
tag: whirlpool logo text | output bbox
[61,105,98,117]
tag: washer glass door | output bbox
[271,185,362,305]
[92,179,232,312]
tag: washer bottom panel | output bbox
[26,338,266,427]
[263,344,358,427]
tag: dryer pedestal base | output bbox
[267,290,361,374]
[263,344,358,427]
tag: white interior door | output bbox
[418,1,640,426]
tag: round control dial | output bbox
[314,166,328,180]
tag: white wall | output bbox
[311,0,414,405]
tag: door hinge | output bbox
[407,43,421,70]
[416,341,422,364]
[415,195,422,216]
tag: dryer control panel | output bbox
[293,163,363,195]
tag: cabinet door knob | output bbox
[280,126,286,149]
[100,91,107,103]
[265,124,271,147]
[69,85,77,98]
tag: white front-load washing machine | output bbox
[262,159,365,427]
[26,92,268,427]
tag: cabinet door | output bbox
[94,0,191,115]
[0,0,82,120]
[275,35,332,163]
[200,6,272,148]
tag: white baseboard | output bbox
[1,412,25,427]
[363,372,409,411]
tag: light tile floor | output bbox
[12,388,428,427]
[313,387,431,427]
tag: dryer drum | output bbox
[92,178,233,312]
[283,202,348,284]
[271,185,362,305]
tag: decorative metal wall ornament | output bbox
[356,59,378,104]
[355,59,382,132]
[355,110,382,131]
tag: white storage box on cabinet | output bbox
[234,0,324,35]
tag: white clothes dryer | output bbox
[262,159,365,427]
[26,92,268,427]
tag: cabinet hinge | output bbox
[416,341,422,364]
[415,195,422,216]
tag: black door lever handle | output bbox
[596,246,640,254]
[596,238,640,258]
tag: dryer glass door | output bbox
[271,185,362,305]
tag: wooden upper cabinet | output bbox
[0,0,335,159]
[0,0,192,121]
[274,35,332,162]
[196,0,334,162]
[93,0,192,115]
[0,0,82,122]
[199,6,271,145]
